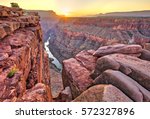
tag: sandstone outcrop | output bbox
[92,54,150,90]
[0,6,52,102]
[93,44,142,57]
[73,85,133,102]
[94,70,150,102]
[18,83,52,102]
[63,44,150,102]
[62,58,93,98]
[0,5,23,17]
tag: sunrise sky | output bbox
[0,0,150,16]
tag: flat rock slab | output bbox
[0,5,23,17]
[92,54,150,91]
[93,44,142,57]
[94,70,150,102]
[73,85,132,102]
[0,16,39,40]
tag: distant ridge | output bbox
[25,10,57,18]
[93,10,150,17]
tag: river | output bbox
[44,37,62,70]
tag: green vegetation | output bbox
[10,3,20,8]
[7,67,18,78]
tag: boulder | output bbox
[60,86,72,102]
[91,56,120,79]
[73,85,132,102]
[75,50,97,71]
[92,54,150,91]
[140,49,150,61]
[94,70,150,102]
[93,44,142,57]
[62,58,93,98]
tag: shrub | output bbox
[10,3,20,8]
[7,67,18,78]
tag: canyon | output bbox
[0,5,150,102]
[41,11,150,102]
[44,17,150,63]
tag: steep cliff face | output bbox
[38,10,59,42]
[0,5,52,102]
[47,17,150,63]
[48,26,103,63]
[26,10,59,42]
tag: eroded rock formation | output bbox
[62,44,150,102]
[47,17,150,63]
[0,5,52,102]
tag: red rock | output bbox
[18,83,53,102]
[92,54,150,91]
[50,68,63,99]
[93,44,142,57]
[0,45,12,55]
[0,5,52,102]
[0,53,8,61]
[144,43,150,51]
[91,55,120,79]
[75,50,97,71]
[60,86,72,102]
[62,58,93,98]
[0,5,23,17]
[94,70,150,102]
[0,26,7,39]
[73,85,133,102]
[0,70,22,100]
[140,49,150,61]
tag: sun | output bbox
[61,8,70,16]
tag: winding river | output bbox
[44,37,62,70]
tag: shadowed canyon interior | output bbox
[0,5,150,102]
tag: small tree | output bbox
[10,2,19,8]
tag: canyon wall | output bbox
[0,5,52,102]
[47,17,150,63]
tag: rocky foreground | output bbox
[62,44,150,102]
[0,5,52,102]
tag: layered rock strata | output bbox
[0,6,52,102]
[47,17,150,63]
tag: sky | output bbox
[0,0,150,16]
